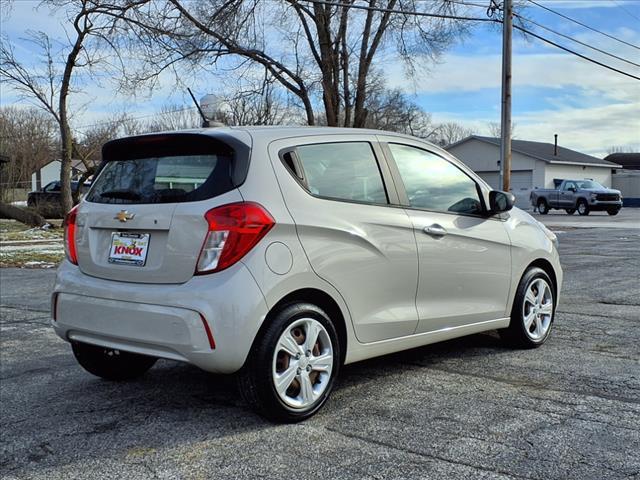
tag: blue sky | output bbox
[1,0,639,156]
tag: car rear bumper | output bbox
[52,260,269,374]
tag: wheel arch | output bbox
[257,288,348,365]
[525,258,558,304]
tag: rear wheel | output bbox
[607,208,620,216]
[500,267,555,348]
[238,303,340,422]
[565,208,575,215]
[577,200,589,216]
[72,342,157,380]
[537,199,549,215]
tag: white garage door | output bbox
[511,171,533,209]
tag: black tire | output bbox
[499,267,555,349]
[72,342,157,380]
[537,199,549,215]
[565,208,575,215]
[607,209,620,216]
[577,199,590,216]
[237,303,341,423]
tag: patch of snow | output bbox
[10,201,27,207]
[23,261,56,268]
[0,244,63,253]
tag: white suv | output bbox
[53,127,562,422]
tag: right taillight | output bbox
[196,202,275,275]
[63,205,79,265]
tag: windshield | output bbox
[574,180,604,190]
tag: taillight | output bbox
[196,202,275,274]
[63,205,79,265]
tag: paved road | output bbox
[1,227,639,479]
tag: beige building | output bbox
[447,136,620,208]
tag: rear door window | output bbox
[294,142,388,205]
[86,134,236,204]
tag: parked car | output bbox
[27,180,90,217]
[52,128,562,422]
[530,179,622,216]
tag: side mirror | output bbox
[489,190,516,214]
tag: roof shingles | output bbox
[454,136,619,167]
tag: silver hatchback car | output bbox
[53,127,562,422]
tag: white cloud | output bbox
[386,51,639,103]
[433,101,640,156]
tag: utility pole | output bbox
[499,0,512,192]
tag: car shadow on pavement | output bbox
[336,331,507,389]
[3,331,510,477]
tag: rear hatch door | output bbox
[75,132,249,284]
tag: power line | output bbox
[515,13,640,68]
[514,25,640,81]
[300,0,496,22]
[304,0,640,82]
[526,0,640,51]
[612,0,640,23]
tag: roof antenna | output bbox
[188,88,214,128]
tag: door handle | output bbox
[423,224,447,237]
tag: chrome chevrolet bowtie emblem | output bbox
[115,210,135,222]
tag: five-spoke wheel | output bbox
[272,318,333,409]
[238,303,340,422]
[500,267,555,348]
[522,278,554,341]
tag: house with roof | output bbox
[30,159,96,192]
[446,136,620,208]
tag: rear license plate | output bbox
[108,232,150,266]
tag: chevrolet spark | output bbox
[53,127,562,422]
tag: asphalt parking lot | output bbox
[1,211,639,479]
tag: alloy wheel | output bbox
[522,278,553,341]
[272,318,334,409]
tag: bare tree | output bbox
[143,105,202,132]
[607,145,639,155]
[488,121,517,139]
[113,0,468,128]
[0,0,143,214]
[363,85,437,138]
[433,122,473,146]
[220,72,302,126]
[0,107,57,197]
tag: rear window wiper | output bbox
[100,189,142,200]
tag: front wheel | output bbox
[500,267,555,348]
[238,303,340,422]
[72,342,157,380]
[577,200,589,216]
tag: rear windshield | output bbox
[86,134,236,204]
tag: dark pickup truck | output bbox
[530,179,622,216]
[27,181,90,217]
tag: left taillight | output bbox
[63,205,79,265]
[196,202,275,275]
